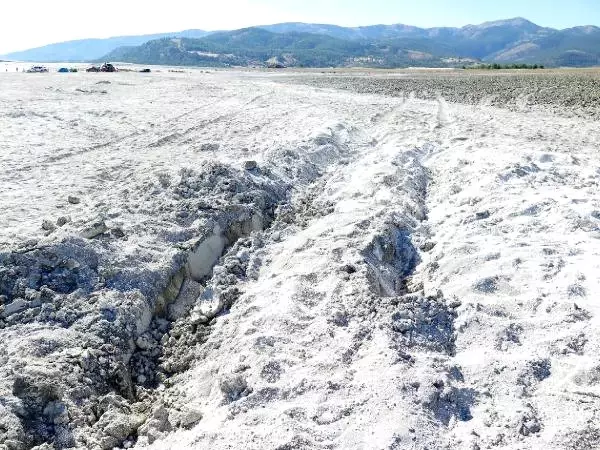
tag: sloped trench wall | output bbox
[0,165,286,449]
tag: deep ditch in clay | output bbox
[0,125,357,449]
[129,211,270,391]
[0,165,287,449]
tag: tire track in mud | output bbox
[146,91,275,148]
[8,87,273,176]
[12,97,255,173]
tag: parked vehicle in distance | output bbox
[140,68,151,73]
[101,63,116,72]
[26,66,49,73]
[69,68,78,73]
[88,63,117,73]
[58,68,69,73]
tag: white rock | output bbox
[1,299,27,318]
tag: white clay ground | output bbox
[0,68,599,450]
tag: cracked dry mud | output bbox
[0,69,599,449]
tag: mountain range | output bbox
[2,30,209,62]
[3,18,600,68]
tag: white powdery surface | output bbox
[0,70,598,450]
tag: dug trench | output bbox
[361,146,473,434]
[0,123,363,449]
[143,135,476,449]
[0,164,286,449]
[0,116,473,449]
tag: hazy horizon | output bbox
[1,0,599,54]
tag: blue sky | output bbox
[272,0,599,29]
[1,0,599,54]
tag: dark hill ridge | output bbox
[104,28,458,68]
[260,18,563,61]
[3,18,600,67]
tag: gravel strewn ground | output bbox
[282,70,600,118]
